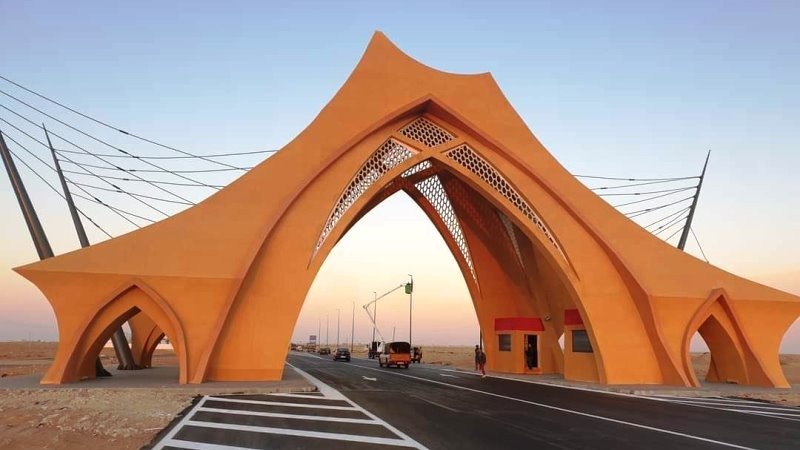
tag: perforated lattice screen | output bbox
[402,160,432,177]
[399,117,455,148]
[498,211,524,268]
[415,175,476,280]
[445,144,564,258]
[315,139,415,252]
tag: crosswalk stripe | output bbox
[197,406,379,424]
[205,396,357,410]
[159,438,254,450]
[183,420,418,447]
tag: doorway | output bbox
[524,334,539,370]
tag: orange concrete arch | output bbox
[47,280,188,384]
[13,32,800,386]
[681,289,782,387]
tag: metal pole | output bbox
[678,150,711,250]
[336,308,341,348]
[326,314,329,347]
[44,125,138,370]
[351,301,355,352]
[408,274,413,348]
[371,291,377,347]
[0,130,53,259]
[0,130,112,377]
[318,318,321,350]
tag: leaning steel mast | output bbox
[0,128,113,376]
[44,125,139,370]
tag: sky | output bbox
[0,1,798,351]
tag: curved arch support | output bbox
[44,280,189,384]
[681,289,781,387]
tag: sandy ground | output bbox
[0,342,190,449]
[1,342,798,449]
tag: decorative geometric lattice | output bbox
[415,175,476,280]
[399,117,454,148]
[498,211,524,268]
[315,139,415,252]
[402,160,432,177]
[445,144,564,259]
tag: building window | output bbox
[498,334,511,352]
[572,329,593,353]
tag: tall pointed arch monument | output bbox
[15,32,800,387]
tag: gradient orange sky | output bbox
[0,2,798,352]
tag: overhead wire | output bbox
[0,98,227,189]
[0,75,249,170]
[66,179,193,206]
[70,191,154,225]
[574,174,699,182]
[611,186,696,208]
[55,147,277,160]
[691,228,710,262]
[3,140,113,238]
[0,103,196,203]
[55,155,251,173]
[643,206,692,230]
[623,195,695,218]
[0,114,177,217]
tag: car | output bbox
[319,347,331,355]
[333,347,351,361]
[378,341,411,368]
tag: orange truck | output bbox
[378,341,411,369]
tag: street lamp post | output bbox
[326,314,329,348]
[407,274,413,349]
[371,291,377,347]
[351,301,355,352]
[336,308,341,348]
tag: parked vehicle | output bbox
[319,347,331,355]
[334,347,351,362]
[379,341,411,368]
[411,346,422,363]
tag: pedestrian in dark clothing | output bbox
[477,349,487,378]
[525,343,535,370]
[474,344,480,370]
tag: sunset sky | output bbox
[0,1,798,352]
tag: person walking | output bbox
[474,344,480,371]
[525,342,535,370]
[477,348,487,378]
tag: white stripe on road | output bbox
[287,362,428,450]
[352,364,758,450]
[150,396,209,450]
[158,439,254,450]
[198,406,377,424]
[205,396,356,411]
[185,419,419,447]
[666,400,800,413]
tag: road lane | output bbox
[289,353,799,450]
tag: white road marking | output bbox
[440,373,457,378]
[161,439,255,450]
[150,396,209,450]
[363,376,377,381]
[287,362,428,449]
[205,396,357,410]
[197,406,377,424]
[353,364,758,450]
[185,419,419,447]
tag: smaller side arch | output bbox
[57,279,189,384]
[681,288,778,387]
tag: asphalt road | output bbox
[285,353,799,450]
